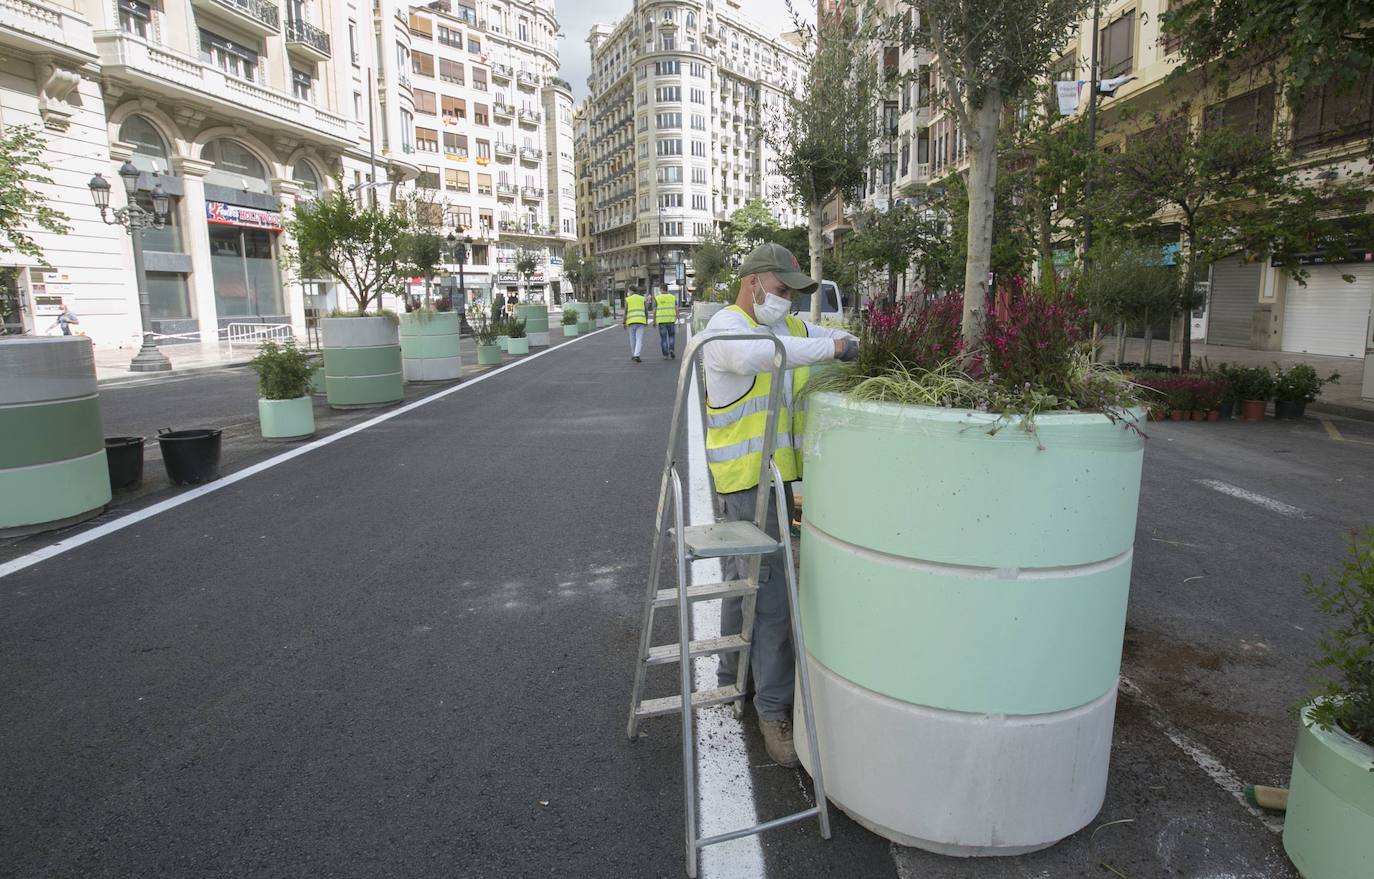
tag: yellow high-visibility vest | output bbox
[625,294,647,325]
[705,305,810,493]
[654,293,677,324]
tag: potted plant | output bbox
[1168,382,1192,421]
[1282,528,1374,877]
[0,336,110,536]
[248,338,316,441]
[1274,363,1338,420]
[398,306,462,382]
[1233,367,1275,422]
[494,313,511,351]
[471,313,502,365]
[562,307,580,336]
[1212,366,1238,420]
[795,289,1147,856]
[506,315,530,355]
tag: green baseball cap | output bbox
[738,242,818,294]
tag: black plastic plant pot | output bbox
[157,428,223,485]
[1274,399,1303,420]
[104,436,145,493]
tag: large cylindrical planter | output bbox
[517,304,550,347]
[0,337,110,536]
[321,317,403,409]
[399,311,462,382]
[258,396,315,441]
[794,393,1145,856]
[1282,704,1374,878]
[692,302,725,332]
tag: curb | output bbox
[1308,400,1374,424]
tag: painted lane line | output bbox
[1194,479,1308,519]
[0,328,615,582]
[685,336,767,878]
[1119,676,1284,834]
[1320,417,1374,446]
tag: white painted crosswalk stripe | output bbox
[1195,479,1307,519]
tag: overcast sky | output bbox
[556,0,815,103]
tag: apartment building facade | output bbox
[583,0,807,299]
[1,0,421,349]
[403,0,575,307]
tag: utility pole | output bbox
[1082,0,1101,260]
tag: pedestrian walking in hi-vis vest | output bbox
[701,242,859,767]
[624,289,647,362]
[654,287,678,359]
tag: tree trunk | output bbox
[1037,197,1055,296]
[1116,320,1127,364]
[808,202,824,321]
[961,93,1003,344]
[887,268,897,303]
[1143,309,1154,366]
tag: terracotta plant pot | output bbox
[1206,410,1220,422]
[1241,400,1267,422]
[1191,410,1206,421]
[1169,410,1186,422]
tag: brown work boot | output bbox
[758,717,799,767]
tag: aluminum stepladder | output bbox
[626,330,831,878]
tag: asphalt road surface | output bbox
[3,327,1370,877]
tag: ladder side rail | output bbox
[671,467,700,879]
[627,459,678,740]
[771,460,832,840]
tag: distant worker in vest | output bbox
[702,242,858,767]
[654,285,678,359]
[623,287,648,362]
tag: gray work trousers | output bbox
[716,485,795,721]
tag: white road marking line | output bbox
[0,328,614,582]
[685,337,767,878]
[1195,479,1308,519]
[1120,676,1285,834]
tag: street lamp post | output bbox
[447,231,472,333]
[657,205,667,294]
[89,160,172,372]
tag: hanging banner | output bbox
[206,201,282,231]
[1056,81,1082,115]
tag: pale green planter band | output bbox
[801,520,1132,716]
[1283,706,1374,878]
[399,312,461,382]
[0,395,103,468]
[321,317,403,409]
[476,345,502,366]
[258,397,315,441]
[563,324,579,337]
[802,394,1144,568]
[516,304,549,333]
[400,334,461,359]
[507,337,530,355]
[0,451,111,532]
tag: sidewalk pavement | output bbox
[95,341,252,383]
[1118,337,1373,422]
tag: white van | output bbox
[791,280,847,321]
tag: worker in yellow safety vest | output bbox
[653,286,679,360]
[623,288,647,362]
[702,242,858,768]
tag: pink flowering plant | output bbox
[808,279,1146,441]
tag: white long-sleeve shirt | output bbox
[701,306,855,409]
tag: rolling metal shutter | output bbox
[1206,257,1262,347]
[1281,264,1373,358]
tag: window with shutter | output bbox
[1292,69,1374,153]
[1099,12,1134,78]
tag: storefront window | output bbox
[202,138,272,194]
[121,115,170,174]
[146,271,192,322]
[210,226,285,318]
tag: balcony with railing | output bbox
[496,182,518,198]
[517,108,541,126]
[491,63,513,81]
[191,0,280,35]
[520,186,544,201]
[519,146,543,162]
[285,18,330,61]
[494,140,517,156]
[516,70,539,88]
[492,100,514,118]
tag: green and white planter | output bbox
[476,344,502,365]
[517,304,550,347]
[1283,703,1374,877]
[507,336,530,355]
[563,322,580,337]
[0,337,110,536]
[794,393,1145,856]
[321,316,403,409]
[692,302,725,332]
[399,311,462,382]
[496,334,510,351]
[257,396,315,441]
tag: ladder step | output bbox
[653,579,756,608]
[697,806,822,848]
[646,634,749,665]
[678,521,780,558]
[635,685,745,718]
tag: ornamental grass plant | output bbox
[1304,528,1374,750]
[807,284,1145,440]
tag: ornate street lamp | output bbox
[447,230,472,332]
[89,160,172,372]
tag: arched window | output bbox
[202,138,271,194]
[291,159,321,195]
[120,115,170,174]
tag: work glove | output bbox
[837,339,859,362]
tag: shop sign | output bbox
[496,271,519,282]
[206,201,282,231]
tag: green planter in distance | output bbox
[399,311,462,381]
[507,337,530,355]
[477,344,502,365]
[1282,703,1374,878]
[308,363,326,395]
[563,323,579,337]
[497,334,510,351]
[258,396,315,441]
[577,320,592,334]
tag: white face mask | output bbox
[752,280,791,326]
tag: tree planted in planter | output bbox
[282,185,410,313]
[248,339,315,440]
